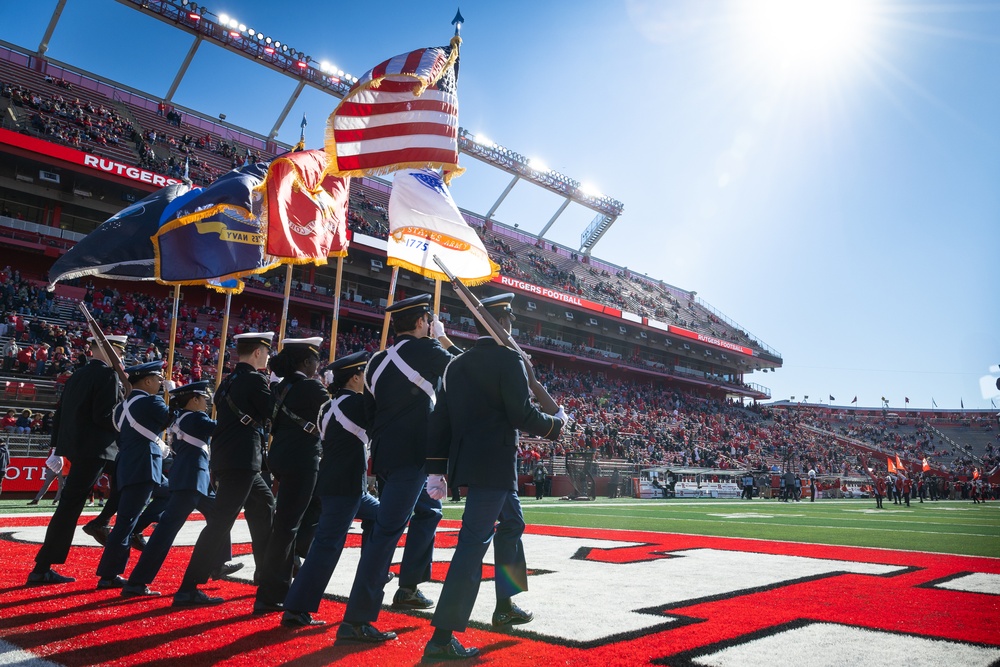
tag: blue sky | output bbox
[2,0,997,410]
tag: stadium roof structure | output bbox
[36,0,626,254]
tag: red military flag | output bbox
[260,150,349,264]
[973,468,980,480]
[326,37,463,182]
[887,457,897,473]
[922,457,931,472]
[851,396,858,404]
[896,455,905,472]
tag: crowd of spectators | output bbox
[2,79,135,154]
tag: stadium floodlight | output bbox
[319,61,331,72]
[337,69,344,77]
[473,133,494,147]
[247,29,255,37]
[274,41,280,47]
[238,23,246,32]
[579,182,602,197]
[228,19,238,29]
[219,13,229,24]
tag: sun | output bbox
[740,0,876,76]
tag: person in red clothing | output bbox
[902,476,912,507]
[874,476,886,509]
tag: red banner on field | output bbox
[0,127,180,188]
[667,325,755,356]
[3,457,53,493]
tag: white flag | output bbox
[387,169,499,285]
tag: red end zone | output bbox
[0,516,998,666]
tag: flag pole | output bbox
[214,290,232,391]
[165,284,181,404]
[433,278,442,315]
[379,266,400,350]
[277,264,293,351]
[328,256,344,363]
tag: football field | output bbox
[1,496,998,666]
[460,497,1000,558]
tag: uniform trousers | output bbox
[96,481,155,578]
[431,486,527,633]
[399,488,442,589]
[128,490,230,586]
[256,465,319,605]
[178,470,273,592]
[134,481,171,534]
[284,492,379,613]
[32,466,67,503]
[35,456,110,568]
[343,464,430,624]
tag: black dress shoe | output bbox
[121,584,161,598]
[97,575,128,589]
[252,601,284,615]
[27,499,39,506]
[281,611,326,627]
[129,533,147,551]
[172,589,225,607]
[392,587,434,609]
[26,569,75,585]
[422,637,480,661]
[82,523,110,546]
[492,603,533,627]
[335,622,397,643]
[210,562,244,580]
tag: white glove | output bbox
[426,474,447,500]
[159,442,171,458]
[162,379,176,392]
[554,405,567,424]
[430,314,446,338]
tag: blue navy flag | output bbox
[47,183,192,289]
[153,163,280,286]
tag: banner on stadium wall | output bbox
[668,325,755,356]
[3,458,52,493]
[0,128,180,188]
[492,275,613,315]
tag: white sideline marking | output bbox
[933,573,1000,596]
[0,639,64,666]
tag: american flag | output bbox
[326,41,462,180]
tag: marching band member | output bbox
[95,361,171,589]
[281,351,377,627]
[337,293,458,644]
[254,337,329,614]
[173,332,275,607]
[422,293,565,660]
[122,381,238,597]
[28,335,127,585]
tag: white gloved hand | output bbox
[430,314,446,338]
[159,442,171,458]
[162,379,176,393]
[426,474,448,500]
[554,405,567,424]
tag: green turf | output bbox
[444,497,1000,558]
[3,496,998,558]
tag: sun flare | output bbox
[741,0,876,76]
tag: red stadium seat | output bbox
[4,382,20,399]
[20,382,36,400]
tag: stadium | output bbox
[0,1,998,665]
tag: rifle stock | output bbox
[78,303,130,394]
[432,256,560,415]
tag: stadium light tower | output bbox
[73,1,627,252]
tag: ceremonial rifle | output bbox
[78,303,131,396]
[432,255,560,415]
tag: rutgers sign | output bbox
[0,127,179,188]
